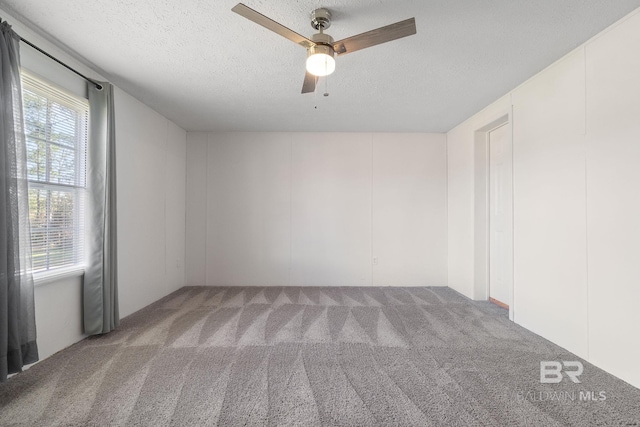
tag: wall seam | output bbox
[509,100,516,322]
[289,133,293,286]
[164,119,169,296]
[444,133,449,288]
[205,133,210,287]
[370,134,374,286]
[583,45,590,361]
[181,130,187,290]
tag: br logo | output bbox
[540,361,584,384]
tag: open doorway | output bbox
[488,124,512,310]
[473,112,514,320]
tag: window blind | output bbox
[21,72,89,274]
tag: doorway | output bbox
[488,124,512,309]
[473,112,514,320]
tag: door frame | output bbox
[473,110,514,320]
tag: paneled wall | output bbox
[447,9,640,387]
[116,89,187,318]
[511,48,589,358]
[186,132,447,288]
[584,11,640,389]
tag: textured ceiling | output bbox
[1,0,640,132]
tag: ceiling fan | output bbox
[232,3,417,94]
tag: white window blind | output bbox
[21,72,89,274]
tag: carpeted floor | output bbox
[1,286,639,426]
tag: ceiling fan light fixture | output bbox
[306,44,335,77]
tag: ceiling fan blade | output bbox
[333,17,416,55]
[301,71,317,94]
[232,3,315,49]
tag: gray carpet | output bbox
[1,286,639,426]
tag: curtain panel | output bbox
[0,20,39,381]
[84,82,119,335]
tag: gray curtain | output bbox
[84,82,119,335]
[0,20,39,381]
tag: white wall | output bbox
[373,134,448,286]
[447,8,640,387]
[1,8,187,360]
[185,133,208,288]
[207,132,291,286]
[290,133,371,286]
[115,89,187,318]
[584,11,640,389]
[511,48,589,358]
[33,275,84,361]
[186,132,447,287]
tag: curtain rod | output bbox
[17,35,103,90]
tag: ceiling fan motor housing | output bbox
[309,32,335,57]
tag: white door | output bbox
[489,124,513,307]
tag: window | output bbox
[21,73,88,274]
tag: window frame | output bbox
[21,71,89,281]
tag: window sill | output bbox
[33,267,85,286]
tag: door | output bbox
[489,124,513,308]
